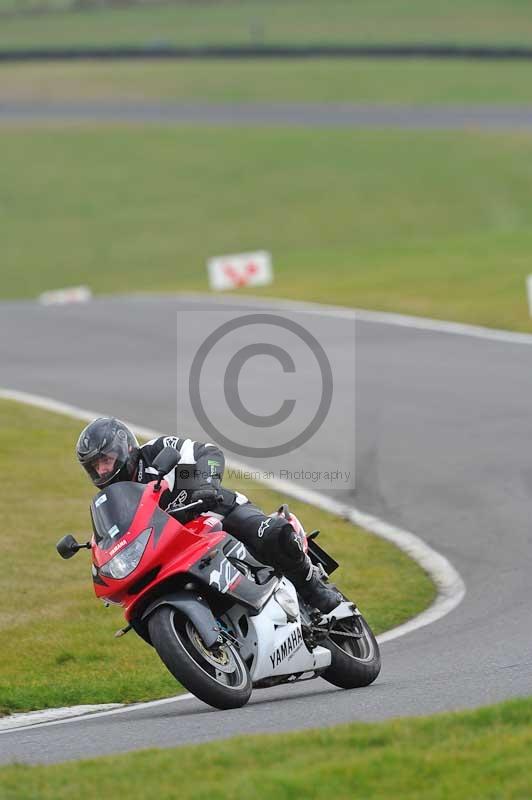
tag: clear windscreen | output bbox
[90,482,145,549]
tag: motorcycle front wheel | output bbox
[148,606,252,710]
[321,612,381,689]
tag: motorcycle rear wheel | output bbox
[148,606,252,710]
[321,613,381,689]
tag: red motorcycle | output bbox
[57,447,381,710]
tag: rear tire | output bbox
[148,606,252,710]
[321,613,381,689]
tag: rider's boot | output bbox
[286,555,342,614]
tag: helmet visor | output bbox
[81,429,132,488]
[85,452,121,487]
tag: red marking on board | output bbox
[223,262,259,287]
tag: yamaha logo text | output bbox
[269,627,303,669]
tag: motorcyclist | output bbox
[76,416,341,613]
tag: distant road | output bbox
[2,101,532,128]
[1,44,532,61]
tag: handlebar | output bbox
[171,494,223,515]
[175,499,205,512]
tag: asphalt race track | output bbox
[1,294,531,764]
[3,102,532,129]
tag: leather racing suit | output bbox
[136,435,340,613]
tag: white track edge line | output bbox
[5,290,532,345]
[0,693,194,735]
[0,387,465,732]
[164,292,532,347]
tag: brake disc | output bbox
[185,620,238,674]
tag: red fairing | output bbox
[92,479,174,570]
[90,481,227,615]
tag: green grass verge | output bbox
[1,698,531,798]
[2,125,532,331]
[1,0,532,48]
[3,58,532,104]
[0,399,434,714]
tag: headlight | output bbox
[100,528,151,580]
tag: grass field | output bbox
[2,125,532,331]
[1,0,532,48]
[1,697,531,798]
[2,58,532,105]
[0,399,434,714]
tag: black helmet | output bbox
[76,417,139,488]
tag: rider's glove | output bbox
[190,485,220,511]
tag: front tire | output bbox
[321,612,381,689]
[148,606,252,710]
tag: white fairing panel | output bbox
[225,577,331,682]
[319,600,359,622]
